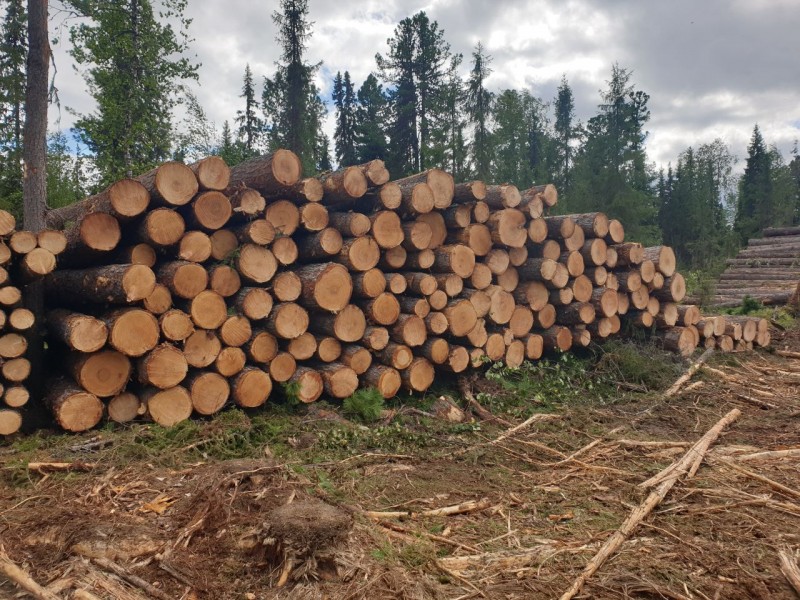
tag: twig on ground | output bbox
[365,498,493,520]
[458,376,512,427]
[779,548,800,597]
[716,458,800,501]
[452,413,559,457]
[87,557,173,600]
[558,408,740,600]
[28,462,96,473]
[0,548,61,600]
[734,448,800,462]
[664,348,714,397]
[777,350,800,360]
[437,544,562,574]
[733,394,778,410]
[375,520,481,553]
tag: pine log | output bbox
[391,313,427,347]
[453,180,487,203]
[484,333,506,361]
[160,309,195,342]
[285,332,317,361]
[395,295,428,320]
[485,286,515,325]
[0,409,22,435]
[46,378,104,432]
[655,303,679,328]
[371,211,404,249]
[286,366,324,403]
[513,281,549,311]
[448,224,492,257]
[317,362,359,398]
[654,327,697,356]
[591,288,619,318]
[298,202,329,232]
[66,349,131,397]
[563,227,585,252]
[508,305,535,338]
[395,169,454,210]
[541,326,573,352]
[386,273,408,295]
[358,182,402,211]
[363,364,402,398]
[361,292,402,325]
[523,333,544,359]
[315,336,342,363]
[580,238,608,267]
[335,236,381,272]
[310,304,366,343]
[431,244,475,277]
[436,273,463,297]
[484,249,510,275]
[605,219,625,244]
[571,276,594,303]
[18,247,55,280]
[518,258,557,282]
[8,308,34,332]
[484,184,521,209]
[544,215,576,239]
[209,264,242,298]
[234,287,273,321]
[185,191,232,231]
[327,211,371,237]
[157,261,208,300]
[362,326,389,351]
[604,246,619,269]
[270,351,297,382]
[561,251,585,278]
[137,208,185,248]
[0,287,20,308]
[264,200,301,236]
[183,329,222,368]
[185,371,229,416]
[401,357,435,392]
[473,201,490,223]
[550,287,574,306]
[45,264,155,306]
[444,299,479,336]
[488,209,527,248]
[462,290,488,321]
[529,183,558,207]
[4,387,30,407]
[425,312,449,335]
[404,272,438,296]
[653,273,686,302]
[416,211,447,249]
[213,346,246,377]
[236,244,278,284]
[319,166,368,204]
[571,212,609,238]
[677,305,701,327]
[269,271,301,303]
[104,309,160,357]
[231,367,272,408]
[556,302,596,325]
[227,151,302,194]
[428,290,448,311]
[63,213,122,258]
[189,290,228,330]
[297,227,345,262]
[187,156,229,192]
[177,231,213,263]
[136,343,187,389]
[34,230,67,256]
[470,262,493,290]
[404,249,435,270]
[246,330,279,364]
[235,219,276,245]
[443,203,472,228]
[46,179,150,229]
[228,187,267,217]
[643,245,677,277]
[518,187,544,218]
[295,262,352,312]
[46,309,108,352]
[271,237,298,266]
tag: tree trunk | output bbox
[46,180,150,229]
[46,264,156,305]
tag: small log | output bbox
[400,357,435,392]
[228,187,267,216]
[137,208,185,248]
[231,367,272,408]
[371,211,404,249]
[362,326,389,351]
[186,371,229,415]
[46,378,103,432]
[287,366,324,403]
[159,309,195,342]
[46,309,108,352]
[104,309,160,357]
[363,364,402,398]
[189,290,228,330]
[487,209,527,248]
[643,245,677,277]
[234,286,274,319]
[394,169,454,210]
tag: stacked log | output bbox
[0,211,64,435]
[0,151,772,437]
[690,226,800,308]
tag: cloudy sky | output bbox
[49,0,800,171]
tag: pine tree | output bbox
[553,75,576,191]
[354,74,388,163]
[332,70,357,167]
[431,54,467,179]
[465,42,492,181]
[0,0,27,213]
[735,125,772,240]
[67,0,198,185]
[235,64,262,154]
[262,0,325,174]
[47,132,87,209]
[376,11,451,175]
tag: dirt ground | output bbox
[1,329,800,599]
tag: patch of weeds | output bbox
[343,387,385,423]
[316,421,428,454]
[481,352,614,415]
[281,380,302,407]
[398,540,436,569]
[593,340,684,391]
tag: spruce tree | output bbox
[553,75,576,191]
[376,11,451,175]
[332,70,357,167]
[67,0,198,185]
[354,74,388,163]
[431,54,467,179]
[0,0,27,212]
[235,64,262,154]
[735,125,772,240]
[262,0,326,174]
[465,42,492,181]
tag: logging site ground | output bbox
[1,316,799,600]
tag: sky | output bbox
[48,0,800,171]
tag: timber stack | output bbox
[691,226,800,308]
[0,150,772,435]
[0,210,64,436]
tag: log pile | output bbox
[0,211,64,436]
[0,151,774,435]
[692,226,800,308]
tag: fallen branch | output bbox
[28,462,96,473]
[458,376,512,427]
[559,408,740,600]
[664,348,714,397]
[735,448,800,462]
[779,548,800,597]
[438,543,561,574]
[452,413,558,457]
[777,350,800,360]
[717,458,800,501]
[72,589,104,600]
[734,394,778,410]
[375,520,481,553]
[0,550,61,600]
[365,498,492,520]
[87,557,173,600]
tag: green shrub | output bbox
[343,387,385,422]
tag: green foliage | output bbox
[235,64,263,155]
[465,42,493,181]
[332,70,358,166]
[553,75,576,192]
[316,421,427,453]
[342,387,385,422]
[683,269,719,307]
[0,0,26,215]
[67,0,198,186]
[354,74,389,163]
[733,295,764,315]
[46,132,89,209]
[593,340,684,391]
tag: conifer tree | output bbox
[465,42,492,181]
[236,64,262,154]
[0,0,27,212]
[262,0,328,174]
[354,74,388,163]
[553,75,576,191]
[735,125,772,240]
[67,0,198,185]
[332,70,357,166]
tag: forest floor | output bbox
[2,323,800,600]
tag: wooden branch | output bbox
[438,543,562,574]
[0,550,61,600]
[779,548,800,597]
[559,408,740,600]
[718,458,800,501]
[664,347,713,397]
[364,498,492,520]
[88,557,174,600]
[777,350,800,360]
[452,413,559,457]
[734,448,800,462]
[28,462,96,473]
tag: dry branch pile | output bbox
[693,225,800,308]
[0,151,773,434]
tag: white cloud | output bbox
[48,0,800,170]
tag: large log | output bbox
[136,161,198,207]
[363,364,402,398]
[142,386,193,426]
[319,166,368,204]
[190,156,230,191]
[317,362,359,398]
[186,191,232,231]
[287,366,324,403]
[231,367,272,408]
[400,357,435,392]
[45,264,156,305]
[137,208,186,248]
[264,200,301,236]
[137,343,188,389]
[157,261,208,300]
[104,309,160,357]
[394,169,454,210]
[294,262,352,312]
[189,290,228,330]
[227,151,302,193]
[187,371,229,416]
[487,209,527,248]
[309,305,366,343]
[46,309,108,352]
[69,349,131,397]
[46,179,150,229]
[45,379,103,432]
[159,309,195,342]
[643,245,676,277]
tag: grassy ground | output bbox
[1,326,800,599]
